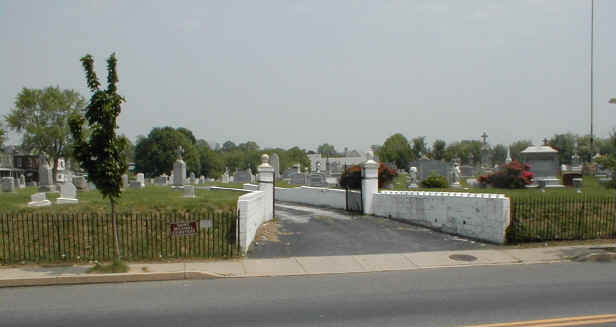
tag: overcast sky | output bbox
[1,0,615,152]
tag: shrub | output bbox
[420,172,449,188]
[339,162,398,190]
[478,161,534,189]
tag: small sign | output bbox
[199,219,212,229]
[169,221,199,236]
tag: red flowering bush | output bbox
[339,163,397,190]
[477,161,534,189]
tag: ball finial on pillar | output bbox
[261,154,269,164]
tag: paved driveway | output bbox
[248,202,491,258]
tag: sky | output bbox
[1,0,615,152]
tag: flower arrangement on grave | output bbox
[477,161,534,189]
[339,163,397,190]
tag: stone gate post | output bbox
[258,154,274,220]
[361,150,379,215]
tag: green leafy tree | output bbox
[176,127,197,144]
[549,133,576,164]
[510,140,533,162]
[444,141,481,165]
[134,127,200,177]
[431,139,446,160]
[238,141,259,152]
[69,53,128,259]
[287,146,310,170]
[491,144,507,165]
[222,141,237,152]
[0,122,6,151]
[196,140,224,178]
[576,134,595,163]
[317,143,337,157]
[5,86,86,180]
[377,133,413,170]
[411,136,428,159]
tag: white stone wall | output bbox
[373,191,510,244]
[237,190,267,253]
[243,183,259,191]
[275,186,360,210]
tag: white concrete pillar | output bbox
[361,150,379,215]
[258,154,274,220]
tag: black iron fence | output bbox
[0,212,239,264]
[508,194,616,243]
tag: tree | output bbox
[549,133,576,164]
[510,140,533,162]
[176,127,196,144]
[431,140,446,160]
[196,139,224,178]
[317,143,337,157]
[576,134,595,163]
[287,146,310,170]
[238,141,259,152]
[5,86,86,180]
[444,140,482,165]
[411,136,428,159]
[69,53,128,259]
[377,133,413,170]
[0,122,6,151]
[134,127,200,177]
[221,141,237,152]
[491,144,507,165]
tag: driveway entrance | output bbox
[248,202,491,258]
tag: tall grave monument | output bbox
[38,155,56,192]
[173,146,187,187]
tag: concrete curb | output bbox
[0,271,220,288]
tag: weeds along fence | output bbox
[508,193,616,243]
[0,212,239,264]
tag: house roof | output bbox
[521,146,558,154]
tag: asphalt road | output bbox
[2,262,616,327]
[249,203,490,258]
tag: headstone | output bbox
[221,168,230,183]
[572,178,583,193]
[72,176,88,191]
[88,182,96,190]
[130,180,145,189]
[1,177,15,192]
[521,145,564,188]
[183,185,196,198]
[450,164,462,188]
[136,173,145,187]
[459,165,476,178]
[233,169,253,184]
[18,174,26,189]
[28,192,51,207]
[155,174,169,185]
[122,174,129,189]
[291,173,308,185]
[199,175,205,184]
[56,172,65,183]
[309,172,327,187]
[480,131,490,168]
[56,182,79,204]
[189,172,196,184]
[270,153,280,180]
[173,146,187,186]
[407,167,418,188]
[409,159,450,183]
[38,156,56,192]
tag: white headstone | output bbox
[38,156,56,192]
[18,174,26,189]
[122,174,129,189]
[130,180,145,189]
[1,177,15,192]
[57,182,79,204]
[28,192,51,207]
[136,173,145,186]
[183,185,196,198]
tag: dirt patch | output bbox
[255,221,282,242]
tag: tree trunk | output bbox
[111,200,121,259]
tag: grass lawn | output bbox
[0,185,243,215]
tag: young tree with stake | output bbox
[69,53,128,259]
